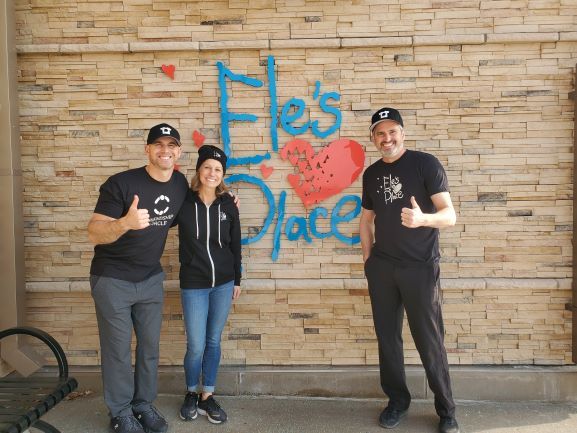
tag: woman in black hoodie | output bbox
[176,145,241,425]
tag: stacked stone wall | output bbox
[14,0,577,366]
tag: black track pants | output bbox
[364,256,455,418]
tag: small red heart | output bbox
[280,138,365,207]
[260,164,274,179]
[161,64,175,80]
[192,130,205,148]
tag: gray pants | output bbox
[90,272,164,418]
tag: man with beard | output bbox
[359,108,460,433]
[88,123,187,433]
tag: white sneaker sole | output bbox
[198,408,224,424]
[179,411,198,421]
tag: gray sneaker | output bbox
[133,406,168,433]
[110,415,145,433]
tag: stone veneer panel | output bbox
[13,0,577,367]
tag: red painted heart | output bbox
[161,64,175,79]
[280,138,365,207]
[192,130,205,148]
[260,164,274,179]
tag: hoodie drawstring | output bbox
[205,203,216,287]
[218,204,222,248]
[195,202,199,239]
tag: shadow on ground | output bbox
[42,393,577,433]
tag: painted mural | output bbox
[200,55,364,260]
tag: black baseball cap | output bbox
[196,145,228,174]
[147,123,181,146]
[369,107,404,132]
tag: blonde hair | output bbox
[190,171,229,196]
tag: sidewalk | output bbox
[42,393,577,433]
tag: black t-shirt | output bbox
[361,150,449,264]
[90,166,188,282]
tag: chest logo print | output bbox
[220,211,228,221]
[154,195,170,215]
[381,175,403,204]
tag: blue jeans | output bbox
[181,280,234,393]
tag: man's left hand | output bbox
[401,196,426,228]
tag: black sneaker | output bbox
[378,406,408,429]
[110,415,145,433]
[197,395,228,424]
[179,392,199,421]
[133,406,168,433]
[439,417,460,433]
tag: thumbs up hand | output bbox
[123,195,150,230]
[401,196,425,228]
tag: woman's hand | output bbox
[233,285,241,299]
[229,191,240,209]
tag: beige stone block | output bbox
[17,44,60,53]
[486,32,559,43]
[129,42,200,52]
[287,293,321,305]
[270,39,341,50]
[559,32,577,41]
[272,268,321,279]
[59,43,129,53]
[289,349,324,359]
[276,279,343,291]
[234,293,276,304]
[414,35,485,46]
[200,40,268,50]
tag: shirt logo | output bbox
[160,126,172,135]
[220,211,227,221]
[380,175,403,204]
[154,194,170,215]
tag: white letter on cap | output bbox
[379,111,390,119]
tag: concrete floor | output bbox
[40,392,577,433]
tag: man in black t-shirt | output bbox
[88,124,188,433]
[360,108,460,433]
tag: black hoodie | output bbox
[176,190,241,288]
